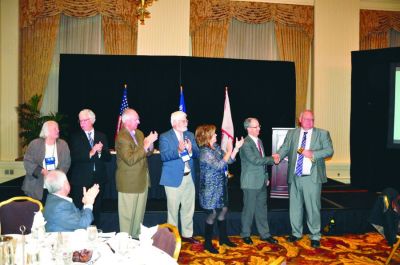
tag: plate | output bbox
[72,250,100,264]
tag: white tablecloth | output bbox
[7,231,178,265]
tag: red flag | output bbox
[221,87,234,152]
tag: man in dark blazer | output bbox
[44,170,99,232]
[239,117,278,245]
[69,109,111,225]
[115,108,158,238]
[159,111,200,244]
[275,110,334,248]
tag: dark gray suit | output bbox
[239,136,275,238]
[277,127,333,240]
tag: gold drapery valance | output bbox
[190,0,313,40]
[360,9,400,41]
[20,0,139,29]
[360,9,400,50]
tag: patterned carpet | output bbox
[178,232,400,264]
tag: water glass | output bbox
[87,226,98,242]
[0,236,14,265]
[116,232,130,257]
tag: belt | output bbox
[184,172,190,176]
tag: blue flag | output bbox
[179,86,186,113]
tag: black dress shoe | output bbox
[260,236,278,244]
[311,240,320,248]
[182,237,200,244]
[242,237,253,245]
[287,235,301,242]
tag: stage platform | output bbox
[1,177,377,236]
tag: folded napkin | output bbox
[99,232,115,239]
[139,223,158,247]
[31,211,46,234]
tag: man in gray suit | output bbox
[239,117,278,245]
[274,110,333,248]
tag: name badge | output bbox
[180,149,190,162]
[45,157,56,170]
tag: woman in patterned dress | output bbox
[195,124,244,254]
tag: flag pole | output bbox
[222,86,235,179]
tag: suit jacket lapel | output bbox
[170,129,180,145]
[310,128,318,150]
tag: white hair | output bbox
[39,120,58,138]
[121,108,137,123]
[170,111,187,126]
[79,109,96,124]
[45,170,67,194]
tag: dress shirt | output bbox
[296,128,313,175]
[54,193,93,210]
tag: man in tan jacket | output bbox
[115,108,158,238]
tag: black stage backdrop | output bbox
[351,47,400,191]
[59,55,296,181]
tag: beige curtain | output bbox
[41,15,104,114]
[102,16,137,55]
[360,9,400,50]
[389,29,400,47]
[191,19,230,58]
[225,19,278,61]
[21,15,60,104]
[190,0,313,118]
[20,0,139,106]
[275,24,311,118]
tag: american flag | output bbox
[115,85,129,138]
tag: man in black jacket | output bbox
[69,109,111,225]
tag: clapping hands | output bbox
[234,137,244,150]
[144,131,158,150]
[82,184,100,205]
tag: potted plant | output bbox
[16,94,68,150]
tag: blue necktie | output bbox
[295,131,308,176]
[88,132,96,171]
[88,132,94,147]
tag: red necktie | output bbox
[257,139,263,157]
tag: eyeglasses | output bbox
[248,125,261,129]
[177,119,188,123]
[79,118,91,123]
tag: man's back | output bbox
[44,194,93,232]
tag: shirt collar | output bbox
[85,129,94,136]
[54,193,73,203]
[248,134,259,144]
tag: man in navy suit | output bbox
[69,109,111,225]
[159,111,200,243]
[44,170,99,232]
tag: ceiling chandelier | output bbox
[136,0,157,25]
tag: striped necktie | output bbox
[88,132,94,147]
[295,131,308,176]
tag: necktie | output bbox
[88,132,94,147]
[88,132,95,171]
[295,131,308,176]
[257,139,263,157]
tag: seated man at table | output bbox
[44,170,100,232]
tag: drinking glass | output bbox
[87,226,98,242]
